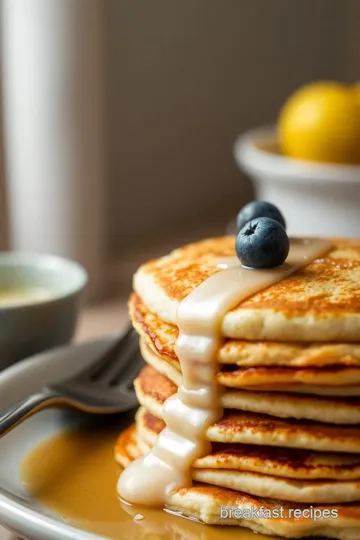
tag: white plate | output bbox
[0,340,254,540]
[0,337,120,540]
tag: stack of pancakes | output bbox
[116,236,360,539]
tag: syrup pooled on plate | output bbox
[22,422,261,540]
[118,238,332,506]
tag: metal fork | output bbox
[0,327,144,436]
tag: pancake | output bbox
[115,424,141,467]
[218,365,360,388]
[138,337,182,384]
[116,424,360,539]
[119,415,360,481]
[140,337,360,398]
[191,469,360,504]
[135,408,360,478]
[221,390,360,423]
[133,237,360,342]
[137,357,360,424]
[243,385,360,396]
[209,412,360,453]
[135,379,360,453]
[169,486,360,540]
[134,365,178,417]
[115,425,360,504]
[195,444,360,480]
[135,407,164,447]
[130,292,360,367]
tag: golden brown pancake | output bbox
[192,469,360,504]
[135,366,360,453]
[118,416,360,481]
[134,237,360,342]
[195,445,360,480]
[209,412,360,453]
[116,424,360,504]
[218,365,360,388]
[136,359,360,425]
[169,486,360,539]
[220,389,360,422]
[116,424,360,539]
[140,337,360,397]
[135,407,164,447]
[135,364,177,407]
[114,424,141,467]
[130,292,360,367]
[135,383,360,453]
[246,385,360,396]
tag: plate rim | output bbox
[0,337,116,540]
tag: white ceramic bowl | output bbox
[0,252,87,369]
[234,126,360,238]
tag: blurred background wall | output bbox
[0,80,8,252]
[105,0,358,256]
[1,0,359,292]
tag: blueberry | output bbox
[235,217,289,269]
[236,201,286,233]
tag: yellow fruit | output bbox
[353,82,360,108]
[278,81,360,164]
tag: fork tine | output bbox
[97,337,139,385]
[85,327,135,381]
[109,350,145,388]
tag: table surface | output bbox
[0,298,129,540]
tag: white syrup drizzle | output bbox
[118,238,331,506]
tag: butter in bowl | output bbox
[0,252,87,369]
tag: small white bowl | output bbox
[234,126,360,237]
[0,252,87,369]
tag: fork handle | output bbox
[0,387,61,437]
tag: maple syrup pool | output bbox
[21,417,261,540]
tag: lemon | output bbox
[353,82,360,108]
[278,81,360,164]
